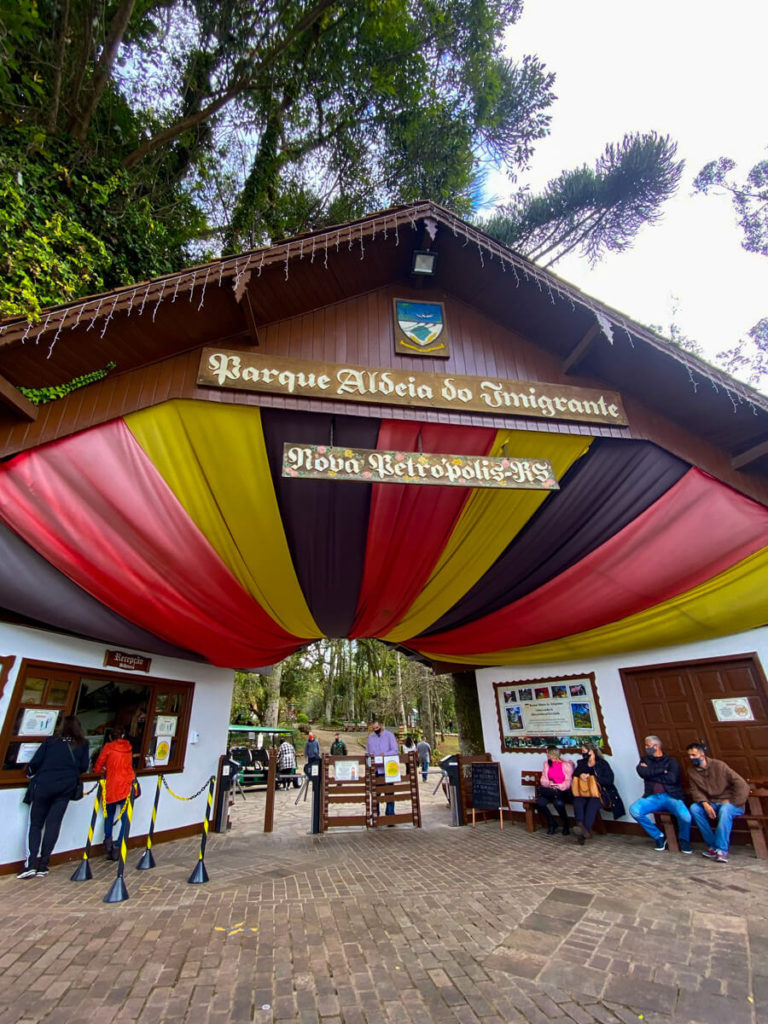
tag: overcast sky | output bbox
[489,0,766,381]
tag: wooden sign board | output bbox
[104,650,152,673]
[467,759,509,830]
[282,443,559,490]
[198,349,628,427]
[471,762,503,810]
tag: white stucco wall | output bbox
[476,627,768,818]
[0,623,234,867]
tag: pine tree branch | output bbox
[121,0,343,170]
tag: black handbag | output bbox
[65,741,85,800]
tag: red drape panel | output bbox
[350,422,496,637]
[0,421,302,666]
[414,468,768,657]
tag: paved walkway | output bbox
[1,775,766,1024]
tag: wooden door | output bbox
[620,655,768,782]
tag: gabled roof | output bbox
[1,201,767,480]
[1,202,767,670]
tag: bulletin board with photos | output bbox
[493,672,611,754]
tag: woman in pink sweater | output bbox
[536,746,574,835]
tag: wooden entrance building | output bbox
[0,201,767,864]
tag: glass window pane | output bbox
[47,681,71,706]
[21,677,46,703]
[75,678,151,770]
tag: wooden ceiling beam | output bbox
[0,374,37,421]
[732,439,768,471]
[563,323,601,375]
[238,289,261,346]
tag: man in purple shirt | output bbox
[366,719,398,818]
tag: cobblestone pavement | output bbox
[1,775,766,1024]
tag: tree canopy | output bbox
[0,0,560,319]
[693,151,768,387]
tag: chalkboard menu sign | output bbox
[471,762,502,810]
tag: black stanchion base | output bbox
[70,859,93,882]
[187,859,209,884]
[103,874,129,903]
[136,848,156,870]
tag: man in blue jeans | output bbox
[686,742,750,864]
[629,735,692,853]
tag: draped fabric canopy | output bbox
[1,400,766,669]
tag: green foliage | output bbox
[0,127,208,321]
[230,671,266,724]
[19,362,117,406]
[694,151,768,388]
[482,132,683,266]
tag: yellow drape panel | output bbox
[418,546,768,666]
[126,400,321,639]
[384,431,592,642]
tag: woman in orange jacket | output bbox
[93,727,136,860]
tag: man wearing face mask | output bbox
[629,735,692,853]
[686,742,749,863]
[366,719,399,818]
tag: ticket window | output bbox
[0,661,193,784]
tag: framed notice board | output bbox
[458,755,509,828]
[493,672,611,754]
[471,762,503,810]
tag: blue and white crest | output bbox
[395,300,445,348]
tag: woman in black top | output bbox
[18,715,89,878]
[571,742,614,845]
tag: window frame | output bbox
[0,659,194,787]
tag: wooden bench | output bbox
[510,770,605,834]
[658,782,768,858]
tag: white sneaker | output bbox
[16,867,37,879]
[35,869,49,877]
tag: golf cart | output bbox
[227,725,301,789]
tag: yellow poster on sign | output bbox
[384,755,401,783]
[154,738,171,766]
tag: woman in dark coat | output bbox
[571,742,615,845]
[18,715,89,878]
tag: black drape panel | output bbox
[421,439,690,637]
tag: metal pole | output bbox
[103,788,135,903]
[71,781,104,882]
[136,775,162,870]
[188,775,215,884]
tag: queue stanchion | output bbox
[188,775,215,884]
[136,775,162,870]
[71,781,103,882]
[103,787,135,904]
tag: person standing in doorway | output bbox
[686,742,749,863]
[416,737,432,782]
[629,735,692,853]
[94,727,136,861]
[366,719,398,817]
[18,716,89,878]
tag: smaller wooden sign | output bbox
[469,760,508,830]
[471,762,503,810]
[282,443,559,490]
[104,650,152,673]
